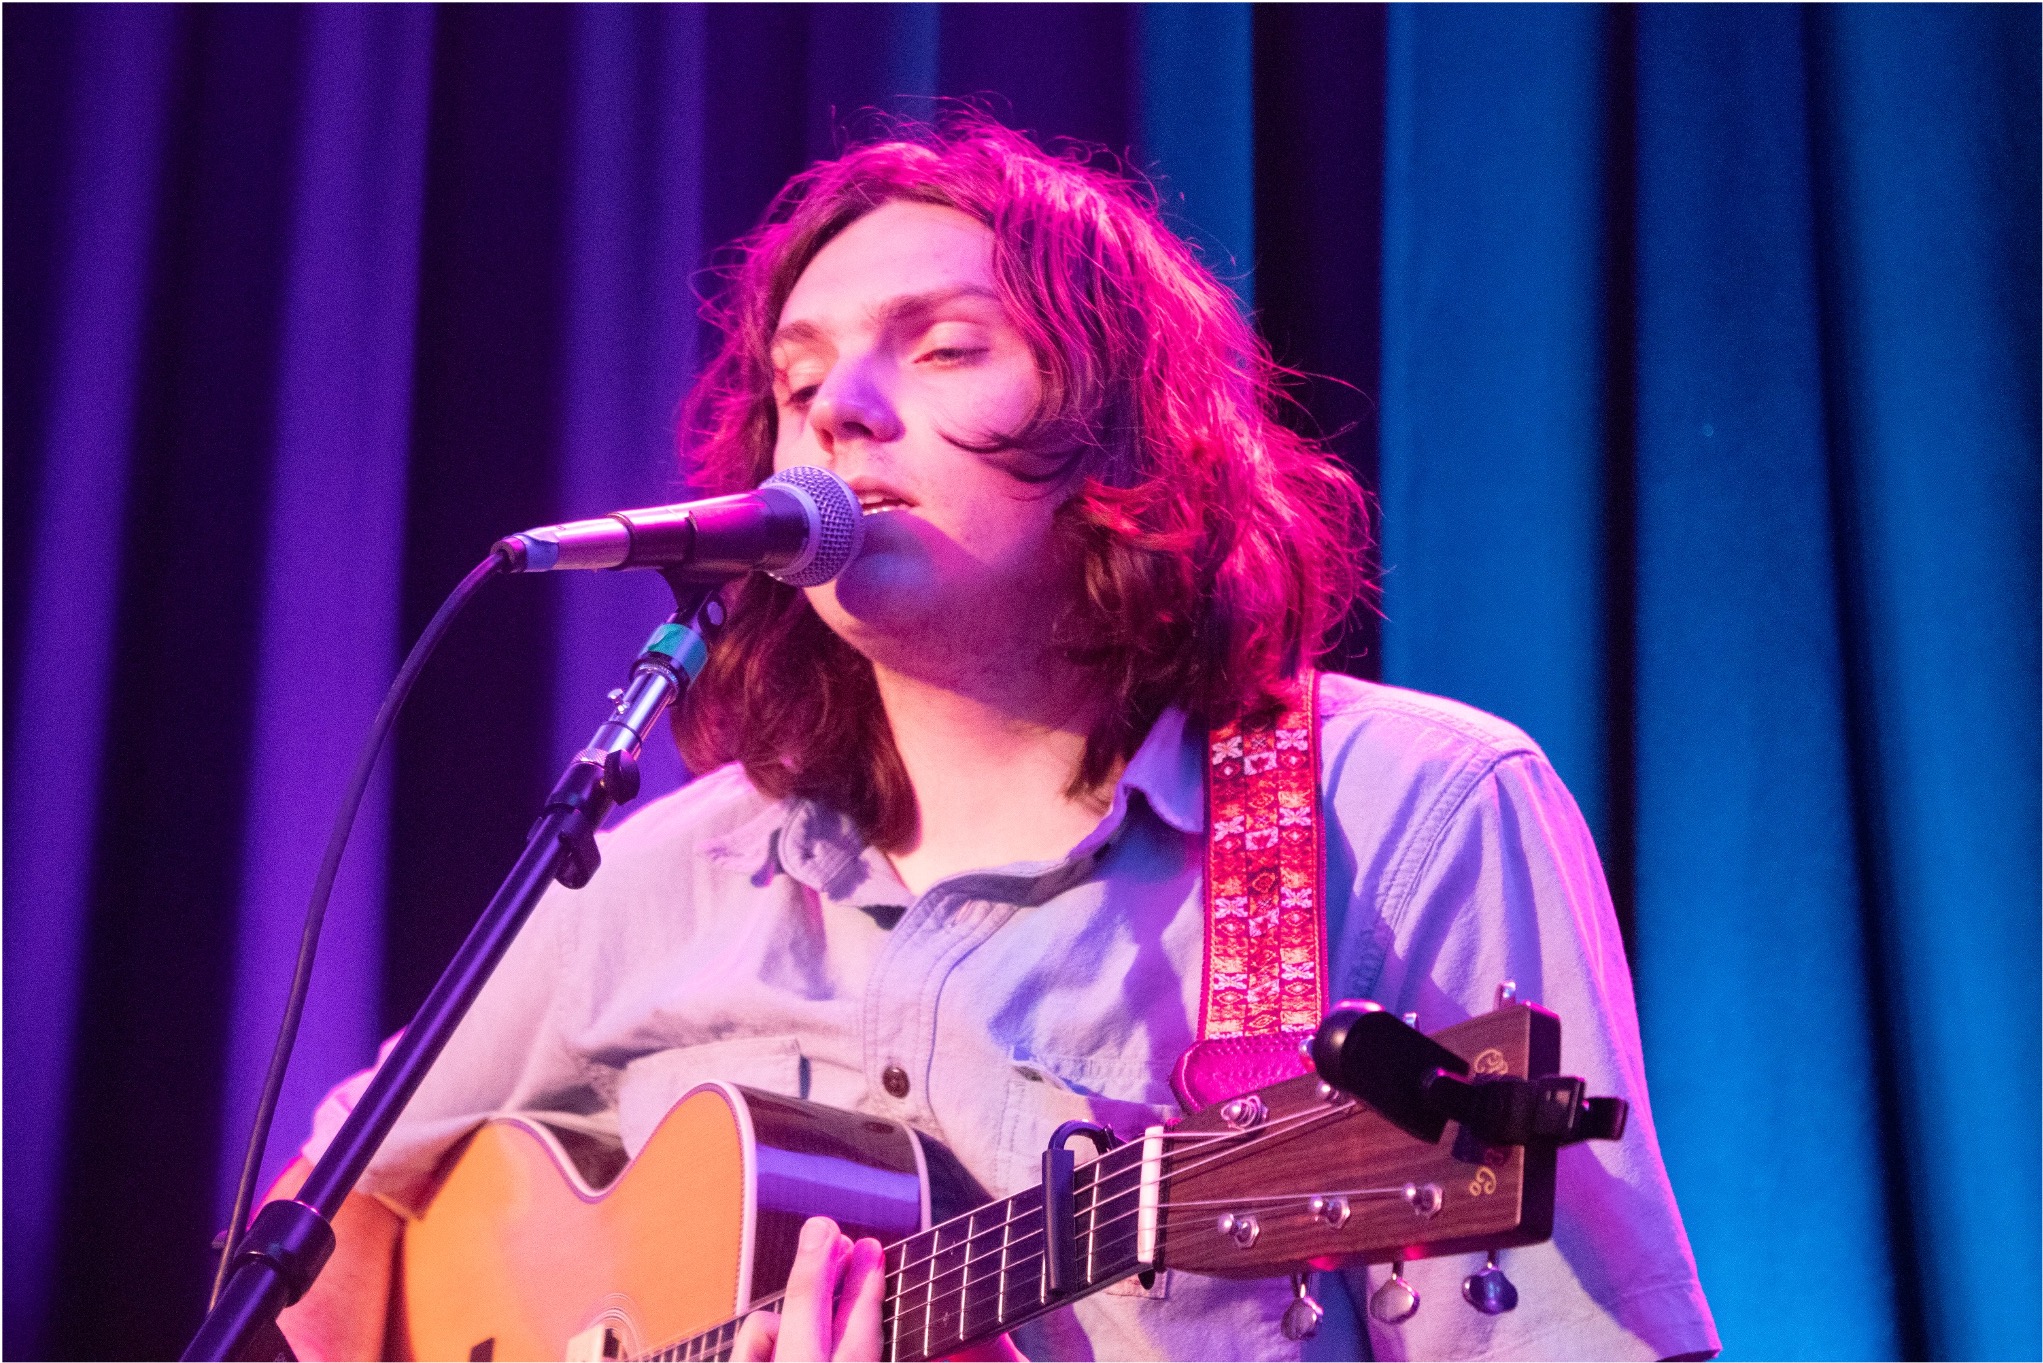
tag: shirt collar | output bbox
[700,797,912,908]
[699,704,1206,905]
[1119,704,1206,836]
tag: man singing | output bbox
[278,119,1717,1362]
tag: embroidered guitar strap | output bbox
[1169,670,1328,1112]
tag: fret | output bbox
[996,1189,1015,1326]
[1080,1145,1146,1290]
[934,1215,971,1354]
[883,1238,908,1362]
[646,1311,743,1363]
[919,1218,937,1359]
[958,1205,986,1346]
[1081,1155,1100,1285]
[708,1141,1163,1363]
[1003,1182,1045,1310]
[894,1223,943,1361]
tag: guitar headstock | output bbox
[1155,1003,1561,1278]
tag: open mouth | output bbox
[858,494,911,515]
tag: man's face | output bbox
[771,200,1066,678]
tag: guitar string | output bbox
[857,1095,1353,1296]
[875,1100,1403,1342]
[645,1099,1360,1360]
[654,1199,1365,1363]
[876,1095,1355,1280]
[664,1091,1503,1363]
[878,1176,1455,1361]
[658,1089,1352,1350]
[646,1097,1365,1359]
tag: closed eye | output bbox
[918,346,987,365]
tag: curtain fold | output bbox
[1627,10,1899,1356]
[1805,10,2041,1359]
[3,7,179,1347]
[3,6,2033,1359]
[1379,3,1621,861]
[214,1,436,1239]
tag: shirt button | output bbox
[881,1065,911,1099]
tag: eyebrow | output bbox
[771,284,1004,351]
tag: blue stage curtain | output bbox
[4,6,2033,1358]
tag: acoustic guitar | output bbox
[394,1002,1582,1362]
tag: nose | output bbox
[806,354,904,458]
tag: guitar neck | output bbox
[881,1143,1149,1360]
[647,1143,1150,1362]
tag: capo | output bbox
[1042,1121,1119,1298]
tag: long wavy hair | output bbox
[673,118,1371,849]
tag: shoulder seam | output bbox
[1376,749,1546,936]
[1315,675,1544,763]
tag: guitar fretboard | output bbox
[648,1317,737,1361]
[653,1141,1151,1362]
[883,1142,1148,1359]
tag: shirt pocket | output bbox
[616,1035,805,1159]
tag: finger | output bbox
[830,1238,886,1361]
[779,1216,849,1360]
[732,1309,781,1363]
[944,1331,1029,1362]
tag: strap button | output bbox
[881,1065,911,1099]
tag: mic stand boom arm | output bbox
[184,578,724,1363]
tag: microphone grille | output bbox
[761,465,864,587]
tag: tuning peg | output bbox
[1461,1249,1518,1315]
[1495,980,1517,1007]
[1281,1271,1324,1341]
[1369,1258,1421,1325]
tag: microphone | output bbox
[493,464,865,587]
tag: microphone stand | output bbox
[184,577,723,1362]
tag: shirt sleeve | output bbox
[323,875,611,1217]
[1342,750,1721,1362]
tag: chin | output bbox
[805,552,941,658]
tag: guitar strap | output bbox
[1169,670,1328,1113]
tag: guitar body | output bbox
[395,1083,929,1362]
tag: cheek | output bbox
[926,353,1040,443]
[771,419,802,471]
[963,501,1061,570]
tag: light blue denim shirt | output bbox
[342,673,1718,1360]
